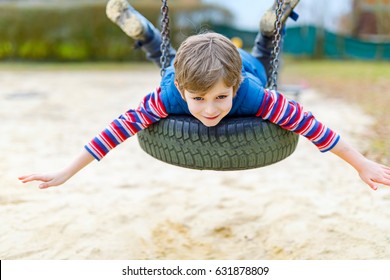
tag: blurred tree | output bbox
[351,0,390,40]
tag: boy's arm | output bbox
[19,149,94,189]
[86,87,168,160]
[257,89,390,190]
[329,138,390,190]
[19,88,168,189]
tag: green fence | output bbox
[322,30,390,60]
[213,24,390,60]
[284,26,390,60]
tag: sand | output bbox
[1,68,389,260]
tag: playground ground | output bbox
[1,65,389,259]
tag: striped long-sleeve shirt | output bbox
[85,87,339,161]
[85,87,168,160]
[256,89,339,152]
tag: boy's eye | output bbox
[216,95,227,100]
[193,97,204,101]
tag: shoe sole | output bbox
[106,0,145,40]
[260,0,300,36]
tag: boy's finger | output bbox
[19,174,46,183]
[39,183,50,189]
[39,181,57,189]
[18,175,33,182]
[377,177,390,187]
[362,176,377,191]
[18,175,32,180]
[369,180,378,191]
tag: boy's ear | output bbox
[174,80,180,91]
[174,80,186,100]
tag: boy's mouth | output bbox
[203,115,220,120]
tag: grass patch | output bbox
[281,57,390,164]
[0,61,156,71]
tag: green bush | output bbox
[0,2,230,62]
[0,42,13,59]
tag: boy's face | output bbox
[182,79,233,127]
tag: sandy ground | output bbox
[1,68,389,260]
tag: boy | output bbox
[19,0,390,191]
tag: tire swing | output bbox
[137,0,299,171]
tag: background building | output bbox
[352,0,390,39]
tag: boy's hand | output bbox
[357,160,390,191]
[18,171,70,189]
[18,149,95,190]
[330,138,390,191]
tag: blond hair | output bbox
[174,32,242,95]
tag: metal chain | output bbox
[160,0,171,76]
[268,0,284,90]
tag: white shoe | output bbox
[260,0,300,37]
[106,0,149,41]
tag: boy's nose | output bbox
[204,103,218,116]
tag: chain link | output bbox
[268,0,284,90]
[160,0,171,76]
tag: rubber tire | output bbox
[137,116,299,171]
